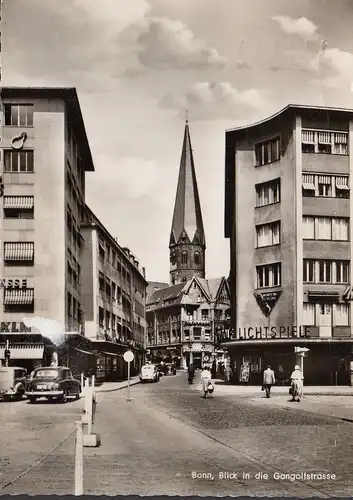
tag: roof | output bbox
[170,121,205,246]
[147,275,229,308]
[207,277,224,300]
[147,282,187,306]
[146,281,169,298]
[1,86,95,172]
[226,103,353,135]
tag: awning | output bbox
[73,347,98,357]
[308,290,339,301]
[4,242,34,261]
[4,289,34,305]
[0,344,44,360]
[3,196,34,210]
[302,174,315,190]
[101,351,123,357]
[336,176,349,190]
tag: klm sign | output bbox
[0,322,31,333]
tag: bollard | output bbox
[83,388,100,448]
[81,373,84,391]
[74,420,84,496]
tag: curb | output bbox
[95,380,141,393]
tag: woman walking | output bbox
[290,365,304,402]
[200,365,212,398]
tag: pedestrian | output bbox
[188,362,195,384]
[211,359,217,379]
[200,365,212,398]
[262,365,275,398]
[290,365,304,402]
[224,363,233,384]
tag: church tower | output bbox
[169,119,206,285]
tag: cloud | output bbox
[272,15,319,41]
[119,16,227,74]
[159,82,266,121]
[90,155,161,200]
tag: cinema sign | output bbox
[238,326,311,340]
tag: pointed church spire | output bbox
[169,120,206,285]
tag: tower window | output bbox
[194,252,200,265]
[181,251,188,265]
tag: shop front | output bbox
[149,345,182,368]
[223,339,353,386]
[182,343,214,370]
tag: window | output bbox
[194,252,200,265]
[318,304,332,327]
[201,309,209,320]
[336,261,349,283]
[181,251,188,265]
[303,303,315,325]
[302,216,349,241]
[256,179,280,207]
[303,260,349,284]
[302,173,350,198]
[335,304,349,326]
[3,196,34,219]
[317,217,332,240]
[99,272,105,292]
[332,218,349,241]
[256,263,281,288]
[302,216,315,239]
[99,307,104,327]
[4,150,34,172]
[255,137,280,166]
[4,242,34,265]
[204,329,211,341]
[318,176,332,197]
[302,129,348,155]
[67,292,73,317]
[318,260,331,283]
[193,327,201,341]
[256,221,280,247]
[184,329,190,340]
[303,260,315,282]
[4,104,33,126]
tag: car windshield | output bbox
[34,369,59,379]
[143,365,153,370]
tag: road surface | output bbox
[0,372,352,496]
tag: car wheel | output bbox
[28,397,37,404]
[60,390,68,404]
[3,395,10,402]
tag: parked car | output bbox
[0,366,27,402]
[139,363,160,383]
[25,366,81,404]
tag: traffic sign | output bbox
[123,350,134,363]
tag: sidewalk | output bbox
[83,376,140,394]
[250,393,353,423]
[211,381,353,396]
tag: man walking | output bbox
[263,365,275,398]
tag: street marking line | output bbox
[0,428,76,491]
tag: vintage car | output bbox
[139,363,160,383]
[25,366,81,404]
[0,366,27,402]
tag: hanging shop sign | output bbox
[0,278,28,289]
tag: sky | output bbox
[2,0,353,282]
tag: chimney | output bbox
[142,266,146,278]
